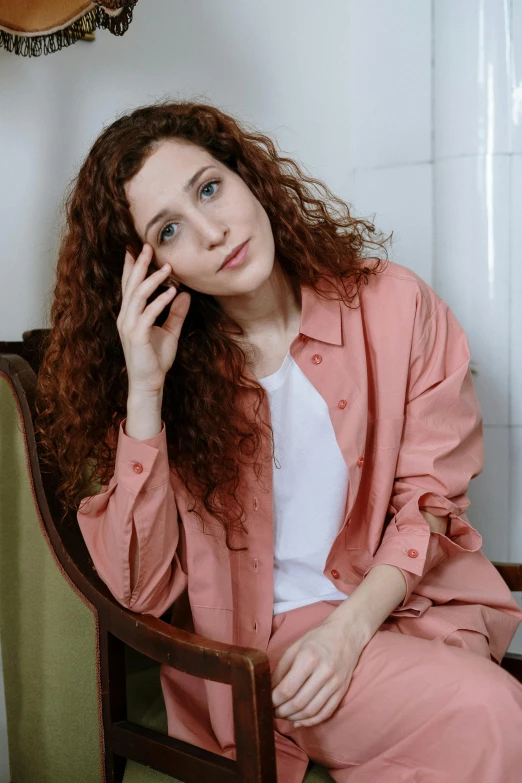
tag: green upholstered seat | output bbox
[0,372,334,782]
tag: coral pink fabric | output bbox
[265,600,522,782]
[77,260,522,778]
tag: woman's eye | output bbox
[159,223,177,244]
[200,179,220,199]
[158,180,221,245]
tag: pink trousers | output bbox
[267,600,522,783]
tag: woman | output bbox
[35,99,522,782]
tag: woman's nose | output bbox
[194,213,228,246]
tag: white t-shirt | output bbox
[258,350,349,615]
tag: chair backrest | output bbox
[0,348,102,783]
[0,343,278,783]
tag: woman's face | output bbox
[125,138,276,295]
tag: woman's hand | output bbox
[271,619,365,728]
[117,243,191,395]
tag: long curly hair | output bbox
[34,98,392,549]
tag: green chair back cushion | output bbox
[0,374,101,782]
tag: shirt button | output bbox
[357,456,364,467]
[312,354,322,364]
[338,399,347,409]
[408,549,419,558]
[331,569,340,579]
[299,333,309,342]
[133,462,143,474]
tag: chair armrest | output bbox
[491,562,522,591]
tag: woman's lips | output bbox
[219,240,250,271]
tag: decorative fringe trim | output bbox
[0,1,139,58]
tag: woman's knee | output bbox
[443,642,522,721]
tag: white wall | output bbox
[432,0,522,654]
[346,0,433,283]
[0,1,520,779]
[0,0,433,343]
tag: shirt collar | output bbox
[217,277,344,387]
[299,280,343,346]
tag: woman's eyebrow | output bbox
[144,164,216,239]
[183,164,215,193]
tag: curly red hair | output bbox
[34,98,391,549]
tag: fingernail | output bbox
[294,722,302,728]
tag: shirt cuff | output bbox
[362,495,483,610]
[114,417,170,493]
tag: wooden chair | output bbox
[1,331,521,783]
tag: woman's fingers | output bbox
[121,248,137,297]
[123,264,173,328]
[121,243,155,301]
[140,285,177,328]
[161,290,192,337]
[282,674,339,722]
[272,645,320,713]
[119,246,149,325]
[121,246,146,296]
[115,243,191,392]
[292,688,343,728]
[119,243,172,327]
[274,666,334,720]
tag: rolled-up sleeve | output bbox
[77,418,187,616]
[363,288,484,610]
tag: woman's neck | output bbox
[216,262,302,345]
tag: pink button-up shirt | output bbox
[78,260,522,760]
